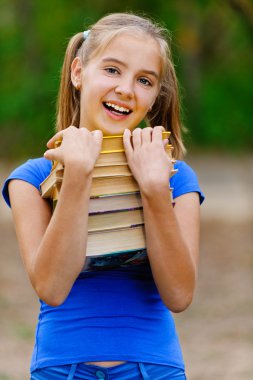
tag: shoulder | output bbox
[2,157,52,208]
[170,160,205,204]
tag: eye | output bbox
[138,77,152,87]
[105,67,120,75]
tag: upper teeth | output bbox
[105,102,130,113]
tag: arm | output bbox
[9,127,102,306]
[123,127,200,312]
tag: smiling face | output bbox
[71,33,162,135]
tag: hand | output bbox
[44,126,103,174]
[123,126,173,195]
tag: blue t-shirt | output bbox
[2,158,204,372]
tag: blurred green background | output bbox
[0,0,252,160]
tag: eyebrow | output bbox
[101,57,159,80]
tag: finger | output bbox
[132,128,142,148]
[44,147,61,161]
[141,127,153,144]
[91,129,102,136]
[46,131,64,148]
[92,130,103,156]
[47,125,79,148]
[92,129,103,141]
[152,126,164,144]
[163,138,169,148]
[123,129,133,158]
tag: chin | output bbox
[98,119,139,136]
[101,127,128,136]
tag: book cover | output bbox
[40,169,63,198]
[82,248,148,272]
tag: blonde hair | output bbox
[56,13,186,158]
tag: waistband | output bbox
[31,361,187,380]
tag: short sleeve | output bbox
[2,157,52,208]
[170,161,205,204]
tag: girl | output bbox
[2,12,204,380]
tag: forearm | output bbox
[141,185,196,312]
[31,163,92,305]
[123,127,199,312]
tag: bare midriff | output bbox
[84,361,126,367]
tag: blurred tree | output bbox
[228,0,253,36]
[0,0,252,159]
[173,0,253,151]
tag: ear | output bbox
[71,57,82,89]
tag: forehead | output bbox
[93,33,162,77]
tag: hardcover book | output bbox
[40,133,176,271]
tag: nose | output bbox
[115,77,134,100]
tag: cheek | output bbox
[92,78,114,100]
[139,93,156,112]
[139,85,159,105]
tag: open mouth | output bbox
[103,102,132,116]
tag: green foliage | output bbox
[0,0,252,159]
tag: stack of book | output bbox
[40,132,176,271]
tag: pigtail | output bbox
[148,60,186,159]
[167,64,187,159]
[56,33,84,132]
[163,62,186,159]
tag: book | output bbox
[51,183,61,211]
[40,168,63,198]
[97,143,173,165]
[90,175,140,197]
[87,208,144,232]
[95,164,177,179]
[93,164,131,177]
[44,173,174,200]
[41,171,140,199]
[86,225,146,256]
[89,192,142,214]
[49,188,147,271]
[101,135,125,153]
[82,248,148,272]
[51,188,143,214]
[51,144,173,169]
[40,147,175,199]
[100,132,172,153]
[40,132,176,272]
[53,131,171,155]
